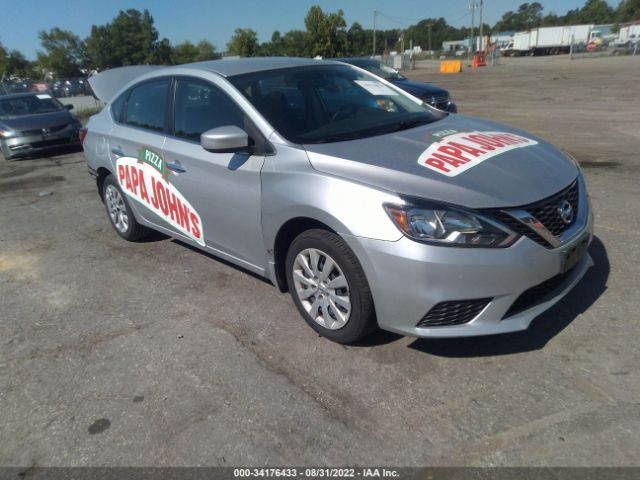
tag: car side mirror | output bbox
[201,126,249,153]
[65,104,74,110]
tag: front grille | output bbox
[10,138,73,151]
[504,267,575,318]
[486,180,580,248]
[22,124,68,136]
[417,298,492,327]
[422,92,450,110]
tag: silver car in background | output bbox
[0,93,81,160]
[82,58,593,344]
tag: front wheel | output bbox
[285,229,377,344]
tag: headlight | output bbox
[0,130,18,138]
[384,202,519,248]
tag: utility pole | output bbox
[372,9,378,57]
[468,1,476,65]
[427,23,432,52]
[479,0,484,52]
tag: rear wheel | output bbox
[102,174,150,241]
[285,229,377,344]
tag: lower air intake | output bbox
[417,298,492,327]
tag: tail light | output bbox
[79,127,88,146]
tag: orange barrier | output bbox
[439,60,462,74]
[472,52,486,68]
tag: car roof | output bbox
[0,93,41,100]
[89,58,351,103]
[180,57,344,77]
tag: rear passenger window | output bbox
[111,93,126,122]
[123,80,169,131]
[174,79,244,141]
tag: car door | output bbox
[108,78,173,228]
[161,76,266,269]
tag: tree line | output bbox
[1,0,639,80]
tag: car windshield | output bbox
[0,95,65,120]
[229,64,440,144]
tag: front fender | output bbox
[261,144,403,255]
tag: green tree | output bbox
[494,2,544,31]
[84,24,116,70]
[4,50,36,78]
[152,38,173,65]
[0,42,7,78]
[304,5,347,57]
[36,28,85,77]
[227,28,259,56]
[541,12,562,26]
[85,9,161,69]
[171,40,217,64]
[259,31,283,56]
[346,22,368,56]
[564,0,615,23]
[616,0,640,22]
[581,0,615,22]
[280,30,310,56]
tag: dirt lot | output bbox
[1,55,639,467]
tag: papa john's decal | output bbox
[116,146,204,246]
[417,130,538,177]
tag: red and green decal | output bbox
[138,146,169,181]
[116,148,204,246]
[418,130,539,177]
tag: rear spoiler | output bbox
[88,65,164,103]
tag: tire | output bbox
[102,174,150,241]
[285,229,377,344]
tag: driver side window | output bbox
[174,79,244,141]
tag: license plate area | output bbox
[561,234,590,273]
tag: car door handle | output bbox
[166,161,186,173]
[111,147,126,157]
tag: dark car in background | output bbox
[62,78,89,97]
[0,92,82,160]
[337,58,457,113]
[0,81,32,95]
[49,80,66,98]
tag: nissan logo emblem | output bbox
[557,199,574,225]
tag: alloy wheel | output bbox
[105,184,129,233]
[292,248,351,330]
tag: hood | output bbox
[1,110,76,132]
[390,78,448,97]
[304,115,578,209]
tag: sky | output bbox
[0,0,614,59]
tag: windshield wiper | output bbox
[309,132,363,144]
[387,116,434,133]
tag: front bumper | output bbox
[342,189,594,338]
[1,127,80,159]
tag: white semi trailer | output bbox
[614,25,640,47]
[511,25,601,55]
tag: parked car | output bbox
[0,93,82,160]
[83,58,593,344]
[29,82,49,93]
[337,57,457,112]
[0,81,31,95]
[62,78,89,97]
[49,81,66,98]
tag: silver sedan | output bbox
[82,58,593,344]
